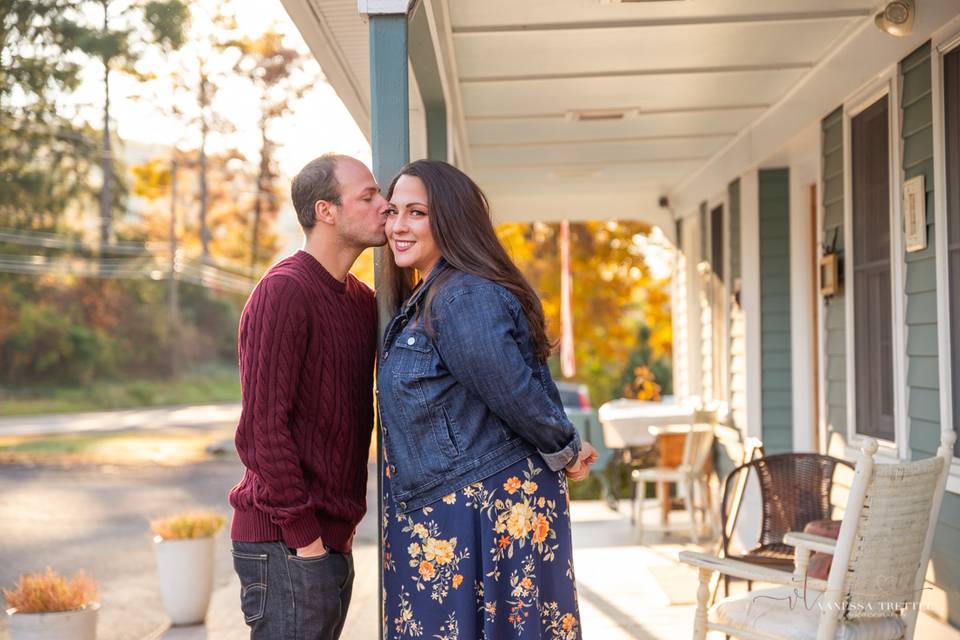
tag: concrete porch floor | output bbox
[158,499,960,640]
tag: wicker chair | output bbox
[680,431,955,640]
[719,453,853,595]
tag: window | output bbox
[944,46,960,457]
[850,95,895,442]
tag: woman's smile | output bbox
[393,239,416,253]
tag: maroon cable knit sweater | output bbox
[229,250,376,553]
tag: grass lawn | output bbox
[0,426,236,466]
[0,365,240,417]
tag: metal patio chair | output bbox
[680,431,955,640]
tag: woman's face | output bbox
[387,174,442,275]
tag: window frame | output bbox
[842,70,909,461]
[931,25,960,493]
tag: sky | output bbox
[63,0,371,254]
[100,0,371,174]
[59,0,669,275]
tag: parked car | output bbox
[555,381,592,416]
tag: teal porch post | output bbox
[364,3,411,638]
[369,12,410,326]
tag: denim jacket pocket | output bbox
[391,331,432,377]
[432,405,461,458]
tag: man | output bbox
[228,153,388,639]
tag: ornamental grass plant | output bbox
[151,511,225,540]
[3,568,98,613]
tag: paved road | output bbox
[0,403,242,437]
[0,453,379,640]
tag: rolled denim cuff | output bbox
[538,431,582,472]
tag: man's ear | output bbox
[314,199,338,226]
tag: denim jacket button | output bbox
[406,336,416,345]
[383,351,389,360]
[398,501,407,510]
[389,464,397,474]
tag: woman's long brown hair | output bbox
[383,160,555,362]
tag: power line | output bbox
[0,252,256,295]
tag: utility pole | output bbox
[168,156,179,374]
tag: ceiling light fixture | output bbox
[874,0,915,37]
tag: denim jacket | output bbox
[376,261,581,514]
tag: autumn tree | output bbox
[142,0,239,259]
[77,0,189,247]
[1,1,100,230]
[497,221,673,405]
[230,28,314,270]
[130,148,257,266]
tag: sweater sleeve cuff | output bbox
[539,431,582,472]
[281,511,323,549]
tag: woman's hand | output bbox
[564,442,598,481]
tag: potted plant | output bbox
[4,567,99,640]
[151,511,225,626]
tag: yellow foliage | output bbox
[150,511,225,540]
[495,221,672,404]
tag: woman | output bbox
[377,159,597,640]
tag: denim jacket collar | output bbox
[399,257,449,318]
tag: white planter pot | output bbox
[153,536,215,626]
[6,602,99,640]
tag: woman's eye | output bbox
[386,207,398,216]
[411,209,426,217]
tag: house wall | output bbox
[728,179,747,435]
[900,41,960,629]
[820,107,848,457]
[758,169,793,454]
[699,201,715,402]
[672,218,690,400]
[812,41,960,628]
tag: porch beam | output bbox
[466,103,770,122]
[420,0,472,169]
[409,6,447,161]
[471,132,736,149]
[460,63,814,84]
[451,10,871,34]
[474,156,711,170]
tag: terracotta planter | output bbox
[153,536,215,626]
[6,602,99,640]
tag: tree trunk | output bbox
[198,71,210,259]
[250,116,268,271]
[99,4,112,253]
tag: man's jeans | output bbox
[231,540,354,640]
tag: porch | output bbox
[160,493,960,639]
[275,0,960,636]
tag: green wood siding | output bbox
[900,42,960,629]
[759,169,792,453]
[730,180,741,282]
[821,107,847,446]
[728,179,746,434]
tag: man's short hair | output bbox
[291,153,342,231]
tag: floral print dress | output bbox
[382,452,583,640]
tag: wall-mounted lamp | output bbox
[875,0,915,37]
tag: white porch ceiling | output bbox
[279,0,888,228]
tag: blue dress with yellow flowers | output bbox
[382,450,583,640]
